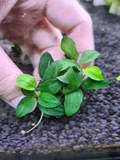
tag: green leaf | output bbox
[39,79,62,94]
[21,88,36,97]
[38,104,65,116]
[14,44,22,52]
[54,60,62,71]
[80,50,100,64]
[83,66,104,81]
[43,62,59,82]
[116,75,120,81]
[82,77,109,90]
[16,97,35,118]
[38,52,54,79]
[61,37,79,61]
[54,92,62,101]
[65,89,83,116]
[63,71,83,94]
[57,67,76,84]
[60,59,80,71]
[15,74,36,90]
[38,93,60,108]
[105,0,113,6]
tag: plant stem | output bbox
[21,112,43,134]
[35,91,41,97]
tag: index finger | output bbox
[45,0,94,64]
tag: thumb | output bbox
[0,47,25,108]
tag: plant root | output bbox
[21,112,43,134]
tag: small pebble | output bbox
[112,126,119,131]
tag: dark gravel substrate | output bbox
[0,0,120,155]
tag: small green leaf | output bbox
[60,59,80,71]
[21,88,36,97]
[14,44,22,52]
[38,52,54,79]
[116,75,120,81]
[83,66,104,81]
[82,77,109,90]
[80,50,100,64]
[61,37,79,61]
[38,93,60,108]
[43,62,59,82]
[57,67,76,84]
[39,79,62,94]
[16,74,36,90]
[16,97,35,118]
[65,89,83,116]
[38,104,65,116]
[63,71,83,94]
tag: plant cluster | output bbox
[15,37,109,133]
[85,0,120,16]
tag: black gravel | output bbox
[1,0,120,155]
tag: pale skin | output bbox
[0,0,94,109]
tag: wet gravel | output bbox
[0,0,120,155]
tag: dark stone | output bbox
[92,140,100,144]
[90,109,96,114]
[115,137,120,141]
[112,126,119,131]
[69,121,76,127]
[112,133,118,137]
[78,137,87,143]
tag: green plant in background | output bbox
[105,0,120,16]
[15,37,109,134]
[85,0,120,16]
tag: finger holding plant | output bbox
[15,37,109,134]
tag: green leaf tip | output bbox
[39,79,62,94]
[80,50,100,64]
[65,89,83,116]
[63,71,83,94]
[16,97,36,118]
[43,62,59,82]
[38,93,61,108]
[57,67,77,84]
[83,66,104,81]
[116,75,120,81]
[61,37,79,61]
[15,74,36,90]
[38,52,54,79]
[82,77,109,90]
[38,104,65,116]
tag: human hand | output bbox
[0,0,94,109]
